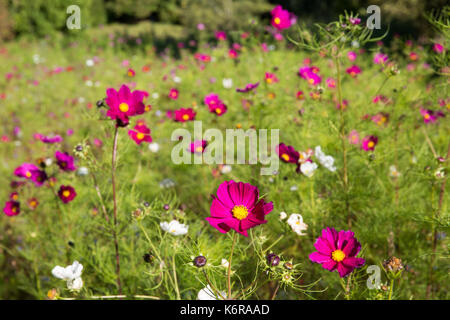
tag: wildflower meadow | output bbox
[0,1,449,303]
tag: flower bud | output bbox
[266,253,280,267]
[193,255,207,268]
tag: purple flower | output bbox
[236,82,259,93]
[55,151,76,171]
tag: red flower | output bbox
[58,185,77,204]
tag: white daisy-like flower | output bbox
[300,162,318,178]
[173,76,182,83]
[67,277,83,290]
[86,59,94,67]
[314,146,336,172]
[160,220,188,236]
[279,211,287,220]
[52,261,84,291]
[85,80,93,87]
[77,167,89,176]
[152,92,160,99]
[44,158,53,167]
[149,142,160,153]
[197,285,226,300]
[222,78,233,89]
[220,258,229,268]
[287,214,308,236]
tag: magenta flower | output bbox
[14,163,47,186]
[58,185,77,204]
[349,17,361,25]
[309,227,365,278]
[168,88,179,100]
[348,130,360,145]
[374,53,388,64]
[420,108,445,124]
[55,151,76,171]
[215,31,227,41]
[326,78,336,88]
[305,71,321,85]
[206,181,273,237]
[347,51,357,61]
[361,135,378,151]
[37,134,63,144]
[3,200,20,216]
[172,108,196,122]
[228,49,238,59]
[265,72,278,84]
[105,84,145,125]
[346,65,361,78]
[276,143,300,164]
[270,5,293,30]
[433,43,444,54]
[189,140,208,153]
[128,123,152,145]
[236,82,259,93]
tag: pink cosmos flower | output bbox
[215,31,227,41]
[276,143,299,164]
[58,185,77,204]
[309,227,365,278]
[296,91,304,100]
[265,72,278,84]
[371,112,389,127]
[346,65,361,78]
[55,151,76,171]
[433,43,444,54]
[14,163,47,186]
[172,108,196,122]
[168,88,179,100]
[236,82,259,93]
[420,108,445,124]
[361,135,378,151]
[127,68,136,77]
[347,51,357,61]
[3,200,20,216]
[349,17,361,25]
[206,181,273,237]
[189,140,208,153]
[326,78,336,88]
[37,134,63,144]
[348,130,360,145]
[374,53,388,64]
[128,123,152,145]
[270,5,293,30]
[409,52,418,61]
[105,84,146,125]
[228,49,238,59]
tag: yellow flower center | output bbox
[195,146,203,152]
[266,78,272,83]
[308,78,314,84]
[136,132,145,140]
[281,153,290,162]
[119,102,129,112]
[424,113,430,119]
[274,17,281,25]
[128,71,133,77]
[13,194,18,200]
[182,114,190,121]
[215,108,222,114]
[332,249,346,262]
[368,141,374,148]
[30,201,36,207]
[232,205,249,220]
[25,171,32,178]
[12,207,16,213]
[62,190,70,198]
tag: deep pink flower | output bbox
[37,134,63,144]
[168,88,179,100]
[346,65,361,78]
[3,200,20,216]
[326,78,336,88]
[189,140,208,153]
[433,43,444,54]
[228,49,238,59]
[347,51,357,61]
[361,135,378,151]
[309,227,365,278]
[409,52,418,61]
[374,53,388,64]
[236,82,259,93]
[105,84,145,125]
[420,108,445,124]
[206,181,273,237]
[14,163,47,186]
[265,72,279,84]
[55,151,76,171]
[270,5,293,30]
[128,123,152,145]
[349,17,361,25]
[215,31,227,41]
[172,108,196,122]
[58,185,77,203]
[127,68,136,77]
[276,143,299,164]
[348,130,360,145]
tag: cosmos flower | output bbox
[27,198,39,210]
[433,43,444,54]
[236,82,259,93]
[296,91,304,100]
[300,162,318,178]
[197,285,226,300]
[222,78,233,89]
[128,123,152,145]
[270,5,294,30]
[105,84,146,125]
[326,78,336,88]
[349,17,361,25]
[127,68,135,77]
[374,53,388,64]
[409,52,418,61]
[420,108,445,124]
[346,65,361,78]
[206,181,274,237]
[228,49,238,59]
[3,200,20,216]
[287,213,308,235]
[149,142,160,153]
[389,165,401,178]
[371,112,389,126]
[361,135,378,151]
[265,72,279,84]
[171,108,196,122]
[58,185,77,203]
[215,31,227,41]
[14,163,47,186]
[347,51,357,61]
[276,143,300,164]
[55,151,76,171]
[37,134,63,144]
[168,88,179,100]
[309,227,365,278]
[348,130,360,145]
[189,140,208,153]
[160,220,189,236]
[314,146,336,172]
[52,261,84,291]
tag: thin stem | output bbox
[271,282,280,300]
[202,270,226,300]
[227,232,237,299]
[90,172,110,223]
[111,125,122,295]
[388,279,395,300]
[171,254,181,299]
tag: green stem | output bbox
[388,279,394,300]
[227,232,237,299]
[111,126,122,295]
[172,254,181,299]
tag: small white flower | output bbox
[222,78,233,89]
[77,167,89,176]
[32,54,41,64]
[160,220,188,236]
[173,76,182,83]
[351,40,360,48]
[197,285,226,300]
[287,214,308,236]
[44,158,53,167]
[389,165,400,178]
[279,211,287,220]
[435,167,445,179]
[52,261,83,281]
[220,259,229,268]
[67,277,83,290]
[149,142,160,153]
[85,80,93,87]
[290,185,298,191]
[300,162,318,178]
[86,59,94,67]
[152,93,159,99]
[314,146,336,172]
[220,165,232,174]
[78,97,85,104]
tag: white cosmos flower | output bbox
[220,259,229,268]
[52,261,84,291]
[222,78,233,89]
[300,162,318,178]
[287,214,308,236]
[160,220,188,236]
[152,92,159,99]
[220,165,232,174]
[173,76,182,83]
[86,59,94,67]
[279,211,287,220]
[77,166,89,176]
[149,142,160,153]
[314,146,336,172]
[67,277,83,290]
[197,285,226,300]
